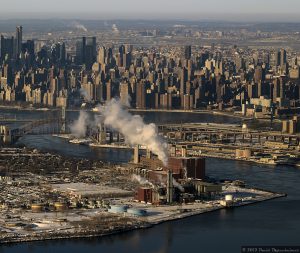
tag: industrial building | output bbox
[235,149,252,159]
[282,116,300,134]
[133,145,206,181]
[133,146,211,204]
[131,145,219,205]
[0,125,20,144]
[136,187,153,203]
[51,183,133,199]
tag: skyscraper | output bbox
[120,81,130,106]
[275,50,281,66]
[184,45,192,60]
[254,66,264,83]
[75,40,84,64]
[280,49,287,67]
[75,37,96,68]
[22,40,35,55]
[97,46,106,64]
[15,26,23,59]
[180,67,188,95]
[136,80,147,109]
[85,37,96,69]
[0,36,14,61]
[59,42,66,64]
[275,49,287,68]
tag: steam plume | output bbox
[132,175,154,187]
[80,88,91,102]
[99,99,168,165]
[72,21,88,32]
[70,111,89,138]
[112,24,119,33]
[173,179,184,192]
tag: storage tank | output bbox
[108,205,128,214]
[127,208,147,217]
[225,195,233,201]
[31,204,43,212]
[54,202,68,211]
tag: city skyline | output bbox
[1,0,300,251]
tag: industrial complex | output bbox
[0,145,286,244]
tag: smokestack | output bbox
[96,123,106,144]
[109,132,113,143]
[146,149,151,159]
[182,146,187,157]
[167,170,173,204]
[134,145,140,164]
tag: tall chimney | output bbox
[98,123,106,144]
[146,149,151,159]
[134,145,140,164]
[182,146,187,157]
[167,170,173,204]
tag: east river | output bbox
[0,109,299,253]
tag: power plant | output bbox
[131,144,215,205]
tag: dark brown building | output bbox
[136,80,146,109]
[135,187,152,203]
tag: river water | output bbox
[0,109,299,253]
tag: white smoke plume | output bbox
[99,98,168,165]
[173,179,184,192]
[80,88,91,102]
[132,174,154,188]
[112,24,119,33]
[157,174,166,187]
[72,21,88,32]
[70,110,89,138]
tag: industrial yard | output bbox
[49,118,300,167]
[0,147,286,244]
[0,102,293,245]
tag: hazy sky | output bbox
[1,0,300,21]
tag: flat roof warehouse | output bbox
[52,182,133,199]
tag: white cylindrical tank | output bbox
[108,205,128,214]
[225,195,233,201]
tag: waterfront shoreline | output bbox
[0,104,248,120]
[197,152,300,168]
[0,191,286,245]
